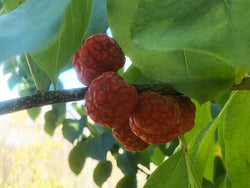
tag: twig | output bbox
[0,78,250,116]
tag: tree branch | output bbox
[0,77,250,115]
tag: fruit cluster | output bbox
[73,34,196,152]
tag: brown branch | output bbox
[0,78,250,116]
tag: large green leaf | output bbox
[144,151,189,188]
[31,0,93,87]
[0,0,71,62]
[131,0,250,73]
[107,0,236,103]
[222,91,250,188]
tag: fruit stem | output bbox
[25,54,42,91]
[178,134,201,188]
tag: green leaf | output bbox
[144,151,189,188]
[7,73,22,90]
[184,100,212,144]
[85,133,115,161]
[107,0,236,103]
[150,146,165,166]
[27,107,41,121]
[213,156,226,187]
[31,0,93,88]
[93,161,112,187]
[0,0,71,62]
[86,0,108,36]
[62,118,86,143]
[121,64,160,84]
[188,122,216,184]
[2,0,26,13]
[136,149,151,169]
[69,140,86,175]
[130,0,250,73]
[188,91,240,185]
[222,91,250,188]
[116,152,138,177]
[44,104,66,136]
[44,110,58,136]
[116,176,137,188]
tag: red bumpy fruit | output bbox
[175,96,196,134]
[72,33,125,86]
[85,72,138,129]
[112,121,149,151]
[129,91,181,145]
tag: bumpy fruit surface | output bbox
[85,72,138,129]
[72,33,125,86]
[175,96,196,134]
[112,121,149,151]
[129,91,181,145]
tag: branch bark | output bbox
[0,77,250,115]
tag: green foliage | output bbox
[31,0,93,88]
[93,161,112,187]
[44,104,66,136]
[0,0,71,62]
[116,151,138,177]
[116,176,137,188]
[0,0,249,187]
[107,0,239,103]
[84,133,115,161]
[86,0,108,36]
[69,140,86,175]
[130,0,250,72]
[222,91,250,188]
[144,151,189,188]
[62,118,86,143]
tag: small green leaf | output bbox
[31,0,93,87]
[0,0,71,62]
[44,104,66,136]
[223,91,250,188]
[116,151,138,177]
[150,146,165,166]
[93,161,112,187]
[69,141,86,175]
[62,118,86,143]
[7,73,22,90]
[44,110,57,136]
[27,107,41,121]
[85,133,115,161]
[144,151,189,188]
[116,176,137,188]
